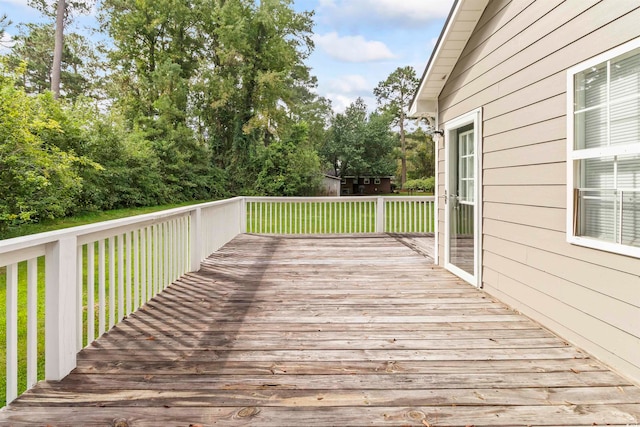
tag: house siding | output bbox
[437,0,640,383]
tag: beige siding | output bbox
[437,0,640,384]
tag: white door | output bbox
[444,110,482,287]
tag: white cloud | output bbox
[328,74,370,94]
[326,92,377,114]
[0,31,14,53]
[326,93,353,114]
[313,32,395,63]
[319,0,453,28]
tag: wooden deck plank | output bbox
[25,371,633,391]
[73,358,609,375]
[2,233,640,426]
[15,386,640,407]
[101,327,559,340]
[2,405,640,426]
[89,337,571,350]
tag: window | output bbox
[374,178,381,185]
[341,178,346,184]
[353,177,358,184]
[363,178,370,184]
[457,127,475,204]
[568,38,640,257]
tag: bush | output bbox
[0,76,82,230]
[404,177,435,193]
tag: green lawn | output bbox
[0,258,46,408]
[0,200,210,240]
[246,199,435,234]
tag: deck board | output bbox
[2,233,640,426]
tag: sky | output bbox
[0,0,454,113]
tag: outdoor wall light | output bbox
[433,129,445,137]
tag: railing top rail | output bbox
[0,197,244,255]
[382,196,435,202]
[246,196,380,202]
[245,196,435,203]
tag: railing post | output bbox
[376,197,385,233]
[190,208,202,272]
[45,236,78,381]
[240,197,247,233]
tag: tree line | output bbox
[0,0,434,232]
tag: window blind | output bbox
[574,47,640,248]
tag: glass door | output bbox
[446,121,478,285]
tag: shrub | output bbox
[403,177,435,193]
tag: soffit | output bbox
[410,0,490,118]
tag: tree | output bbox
[374,66,419,188]
[6,24,53,94]
[406,127,435,180]
[256,122,322,196]
[0,14,11,43]
[51,0,65,97]
[102,0,321,194]
[6,23,103,99]
[100,0,223,201]
[322,98,367,178]
[321,98,395,178]
[362,111,397,177]
[27,0,93,98]
[193,0,318,192]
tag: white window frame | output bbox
[374,178,381,185]
[566,37,640,258]
[363,178,370,185]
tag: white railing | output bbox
[245,196,435,234]
[1,195,433,407]
[0,197,244,407]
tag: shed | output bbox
[320,174,342,197]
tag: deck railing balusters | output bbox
[26,258,37,389]
[172,221,177,280]
[146,226,152,300]
[1,196,432,407]
[76,249,83,351]
[299,203,303,234]
[154,225,159,296]
[175,220,181,278]
[133,229,140,311]
[98,239,106,336]
[140,228,147,305]
[118,234,125,321]
[182,216,188,275]
[163,221,168,288]
[86,243,95,344]
[109,237,115,329]
[6,263,18,404]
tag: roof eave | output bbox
[409,0,490,119]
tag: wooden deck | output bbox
[2,234,640,426]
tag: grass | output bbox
[0,200,210,240]
[246,199,435,234]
